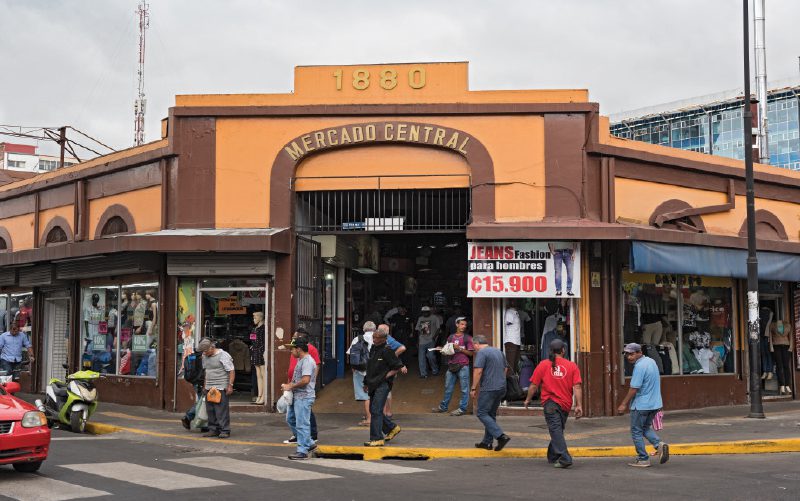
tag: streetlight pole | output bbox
[743,0,764,419]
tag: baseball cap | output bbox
[421,306,431,312]
[282,338,309,351]
[623,343,642,354]
[549,338,566,352]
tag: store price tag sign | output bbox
[467,241,581,298]
[132,335,148,352]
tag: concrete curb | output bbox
[85,422,800,460]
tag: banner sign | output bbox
[467,241,581,298]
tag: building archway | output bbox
[738,209,788,240]
[94,204,137,239]
[40,216,73,246]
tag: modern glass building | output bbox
[610,81,800,171]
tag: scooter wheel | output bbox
[70,410,86,433]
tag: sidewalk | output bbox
[22,392,800,460]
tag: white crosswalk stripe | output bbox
[293,458,431,475]
[168,456,340,481]
[59,462,231,491]
[0,473,110,501]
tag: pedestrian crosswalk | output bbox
[0,455,432,501]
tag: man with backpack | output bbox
[347,321,406,427]
[363,326,404,446]
[180,343,208,432]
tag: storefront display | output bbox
[621,271,735,377]
[0,292,34,353]
[82,282,159,377]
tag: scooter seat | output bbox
[53,386,68,398]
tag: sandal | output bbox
[358,419,370,426]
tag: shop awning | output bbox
[630,241,800,282]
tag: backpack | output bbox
[183,351,204,384]
[349,335,370,371]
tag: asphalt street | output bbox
[1,428,799,501]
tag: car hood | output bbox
[0,392,35,420]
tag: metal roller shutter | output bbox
[167,253,275,276]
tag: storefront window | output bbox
[501,297,576,370]
[621,272,735,377]
[0,292,34,363]
[81,282,159,377]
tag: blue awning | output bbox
[630,241,800,282]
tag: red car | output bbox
[0,381,50,472]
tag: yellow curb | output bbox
[317,438,800,461]
[84,422,800,460]
[99,411,257,426]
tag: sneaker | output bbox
[200,427,210,433]
[431,407,447,413]
[385,426,402,442]
[475,442,493,450]
[288,452,309,460]
[419,375,428,379]
[658,443,669,464]
[283,435,297,444]
[180,417,190,430]
[450,408,466,416]
[628,458,651,468]
[553,461,573,469]
[364,440,385,447]
[201,431,219,438]
[555,291,562,296]
[308,444,318,453]
[567,291,574,297]
[494,434,511,451]
[217,432,230,439]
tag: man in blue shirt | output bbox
[0,322,34,374]
[618,343,669,467]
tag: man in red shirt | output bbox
[524,338,583,468]
[284,328,320,443]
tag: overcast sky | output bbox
[2,0,799,158]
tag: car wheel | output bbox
[70,409,86,433]
[13,461,42,473]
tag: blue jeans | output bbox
[630,409,662,461]
[553,250,574,293]
[287,397,315,454]
[543,400,572,465]
[0,359,21,374]
[760,336,774,374]
[369,382,398,441]
[418,341,439,377]
[439,365,470,412]
[476,388,505,444]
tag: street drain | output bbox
[316,452,364,460]
[381,455,430,461]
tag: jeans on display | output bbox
[439,365,470,412]
[630,409,662,461]
[543,400,572,465]
[287,397,315,454]
[553,250,574,294]
[773,345,792,386]
[476,388,505,445]
[205,389,231,435]
[369,382,398,441]
[760,336,774,374]
[504,343,520,374]
[418,341,439,377]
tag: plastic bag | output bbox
[440,342,455,356]
[191,395,208,429]
[276,390,293,414]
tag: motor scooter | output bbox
[35,365,100,433]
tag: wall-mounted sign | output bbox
[218,297,247,315]
[467,241,581,298]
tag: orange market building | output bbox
[0,62,798,416]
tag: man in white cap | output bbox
[618,343,669,467]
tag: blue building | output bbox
[610,79,800,171]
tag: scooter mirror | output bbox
[62,363,69,369]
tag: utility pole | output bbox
[743,0,764,419]
[753,0,770,164]
[58,126,66,169]
[134,0,150,146]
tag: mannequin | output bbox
[250,311,267,405]
[770,320,794,395]
[759,307,774,379]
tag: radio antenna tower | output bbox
[134,0,150,146]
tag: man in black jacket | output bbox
[363,326,404,447]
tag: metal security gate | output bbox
[42,291,71,388]
[295,236,324,386]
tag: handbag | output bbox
[652,410,664,431]
[448,362,463,373]
[504,374,525,401]
[207,387,222,404]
